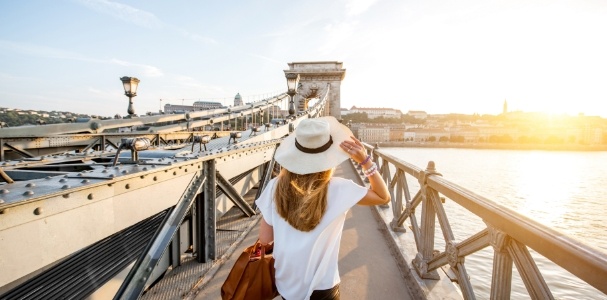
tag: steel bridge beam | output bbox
[216,170,256,217]
[114,171,206,300]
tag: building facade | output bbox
[234,93,243,107]
[164,101,224,113]
[348,106,402,119]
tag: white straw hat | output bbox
[274,116,353,175]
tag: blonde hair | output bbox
[274,168,333,232]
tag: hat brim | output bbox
[274,116,353,175]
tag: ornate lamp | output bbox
[285,73,300,117]
[120,76,140,117]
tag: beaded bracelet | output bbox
[359,154,372,166]
[364,168,377,177]
[363,162,377,176]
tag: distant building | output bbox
[349,106,402,119]
[164,101,224,113]
[234,93,243,107]
[340,108,351,118]
[405,128,450,142]
[193,101,223,110]
[503,99,508,114]
[407,110,428,119]
[350,123,391,142]
[389,125,407,142]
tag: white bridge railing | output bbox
[365,144,607,299]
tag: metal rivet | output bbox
[77,173,83,177]
[142,167,148,171]
[88,194,94,200]
[63,194,70,198]
[45,176,52,180]
[81,179,90,183]
[108,174,115,178]
[173,171,177,175]
[102,169,108,173]
[0,189,9,194]
[23,191,34,196]
[0,199,4,204]
[125,184,130,189]
[62,185,70,189]
[153,176,157,181]
[0,208,8,214]
[25,183,35,188]
[114,167,120,170]
[140,176,144,179]
[34,207,43,215]
[122,170,128,174]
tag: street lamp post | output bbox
[285,73,300,118]
[120,76,140,117]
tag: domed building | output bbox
[234,93,243,107]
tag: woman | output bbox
[255,116,390,300]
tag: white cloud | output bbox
[345,0,379,16]
[0,40,102,62]
[110,59,164,77]
[318,20,358,55]
[248,53,282,64]
[176,28,218,45]
[75,0,163,29]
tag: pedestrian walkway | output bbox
[193,160,414,299]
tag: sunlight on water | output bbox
[515,152,582,227]
[382,147,607,300]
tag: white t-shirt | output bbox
[255,176,368,300]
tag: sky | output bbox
[1,0,606,118]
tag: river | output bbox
[381,147,607,300]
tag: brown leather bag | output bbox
[221,240,279,300]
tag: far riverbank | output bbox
[373,142,607,152]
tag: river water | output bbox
[381,147,607,300]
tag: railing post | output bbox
[199,159,216,262]
[389,169,407,232]
[489,225,513,299]
[100,135,106,152]
[413,161,440,279]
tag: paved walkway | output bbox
[194,161,413,299]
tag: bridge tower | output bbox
[284,61,346,118]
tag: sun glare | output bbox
[514,153,583,227]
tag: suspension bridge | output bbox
[0,61,605,300]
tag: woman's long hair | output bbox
[274,168,333,232]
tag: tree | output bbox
[450,136,465,143]
[342,112,369,123]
